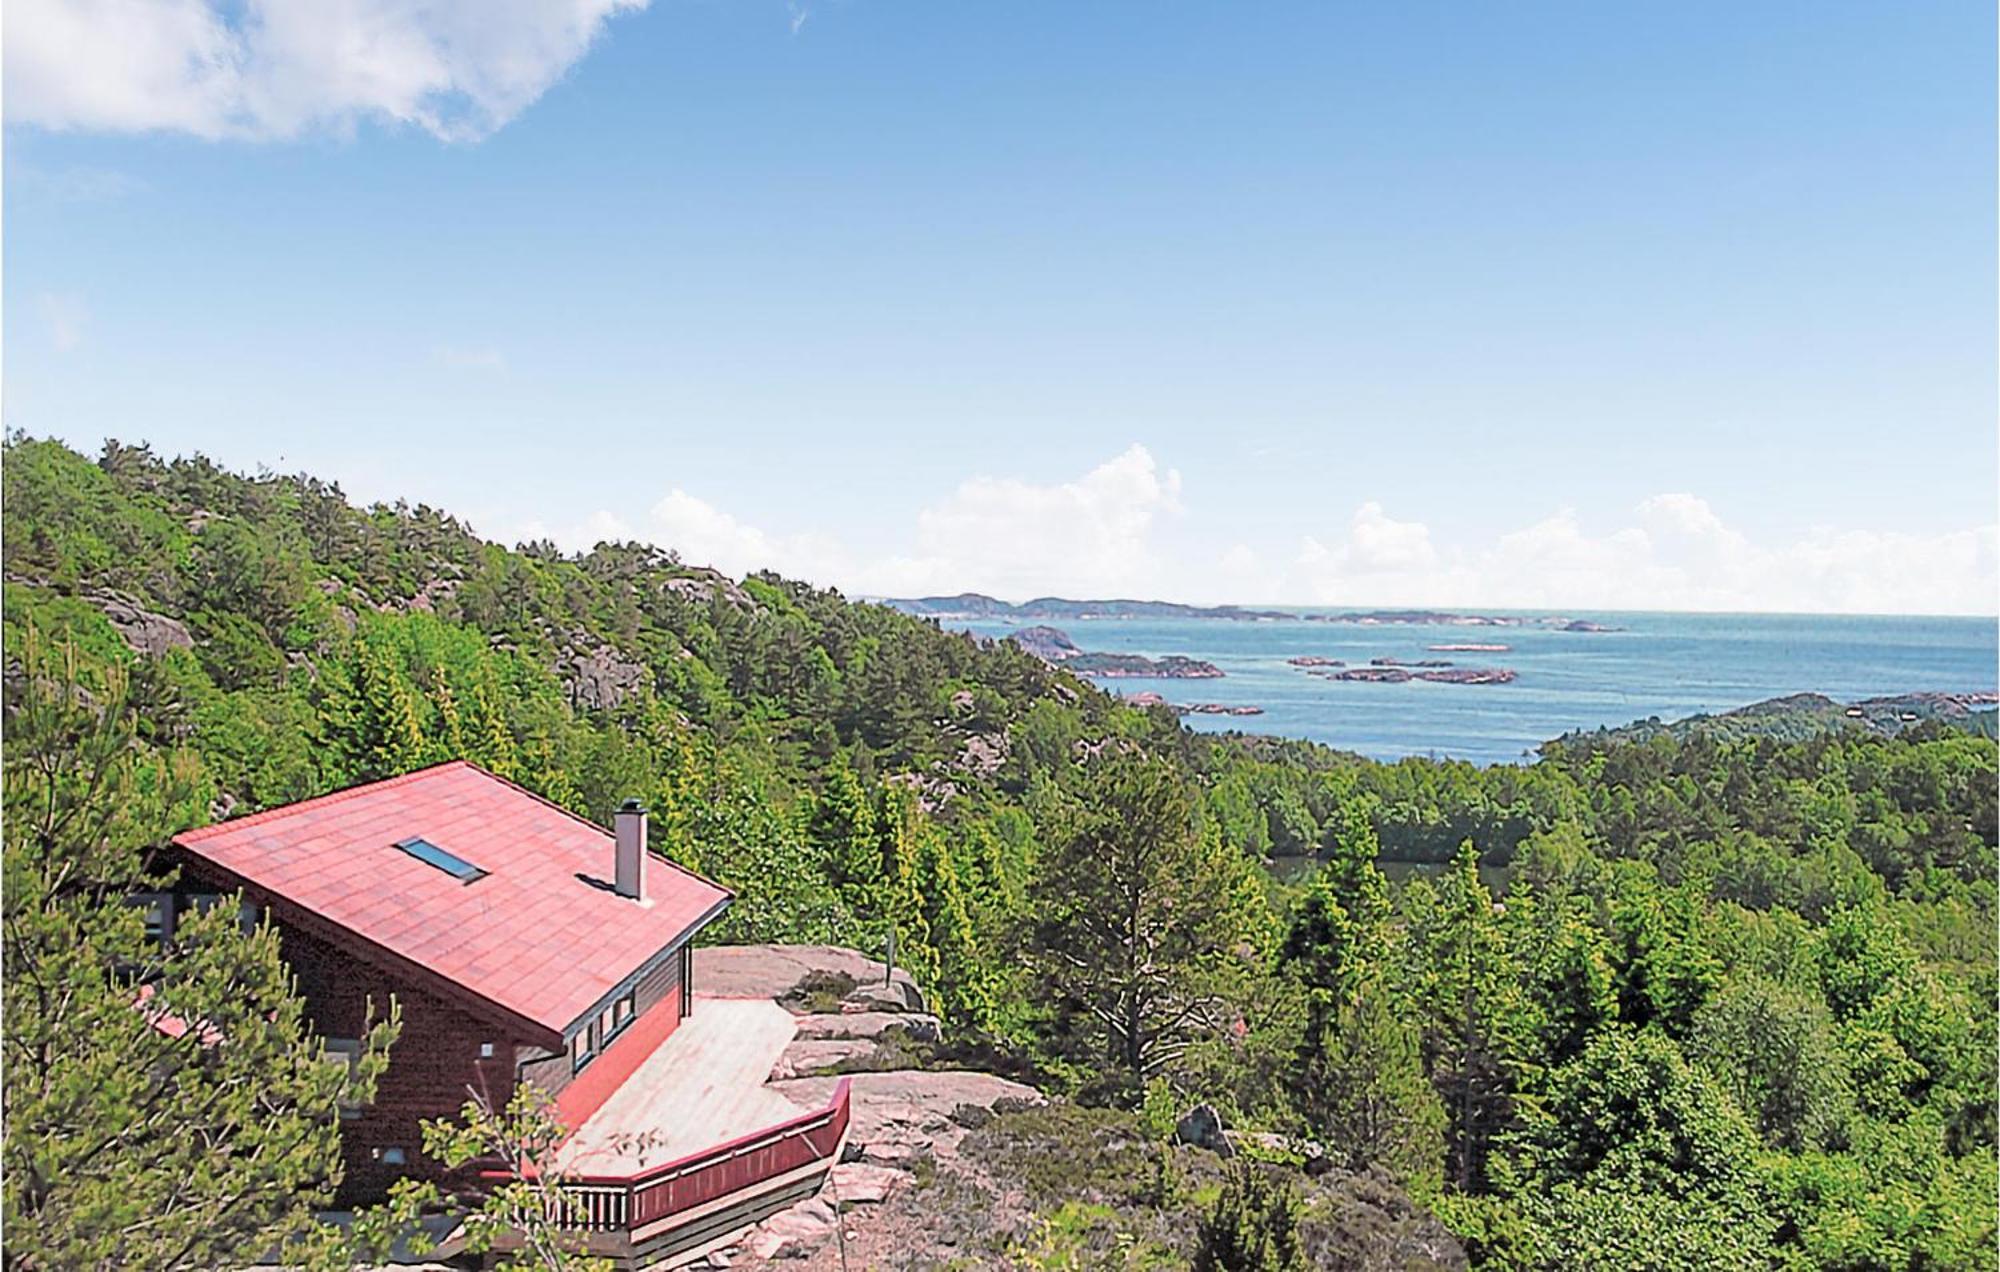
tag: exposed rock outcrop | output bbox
[771,1071,1045,1166]
[1005,625,1082,661]
[558,640,650,712]
[689,945,1045,1269]
[85,588,193,656]
[1174,1103,1232,1156]
[792,1012,942,1044]
[662,568,756,611]
[695,945,924,1013]
[951,732,1010,778]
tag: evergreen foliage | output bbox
[4,434,1994,1270]
[2,630,399,1270]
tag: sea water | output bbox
[940,610,1998,764]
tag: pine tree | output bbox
[3,630,399,1269]
[1324,801,1389,931]
[1193,1162,1307,1272]
[468,675,519,779]
[810,757,882,919]
[427,664,467,761]
[1028,756,1259,1098]
[872,784,934,981]
[912,821,996,1031]
[1520,899,1616,1069]
[1611,880,1722,1037]
[350,631,430,778]
[1413,840,1528,1194]
[1294,977,1446,1188]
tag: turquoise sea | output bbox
[941,610,1999,765]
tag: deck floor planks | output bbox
[555,997,811,1176]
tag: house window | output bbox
[374,1146,407,1166]
[325,1039,364,1119]
[131,891,173,943]
[613,992,634,1031]
[479,1041,497,1059]
[571,1030,593,1073]
[392,837,487,884]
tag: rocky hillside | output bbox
[686,946,1466,1271]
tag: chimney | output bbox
[614,799,646,901]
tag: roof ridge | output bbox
[466,761,735,901]
[176,759,477,843]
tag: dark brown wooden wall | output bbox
[278,919,523,1204]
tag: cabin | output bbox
[159,760,850,1268]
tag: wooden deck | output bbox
[554,997,809,1176]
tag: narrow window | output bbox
[131,891,173,943]
[571,1030,591,1073]
[325,1039,364,1119]
[374,1146,407,1166]
[613,992,634,1030]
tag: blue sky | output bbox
[6,1,1995,612]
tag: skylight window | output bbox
[394,837,487,883]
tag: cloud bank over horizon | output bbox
[4,0,646,142]
[501,445,1999,617]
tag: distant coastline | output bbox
[885,592,1622,632]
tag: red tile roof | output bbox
[173,761,729,1039]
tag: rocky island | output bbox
[1004,625,1223,679]
[1319,665,1517,685]
[1006,624,1083,661]
[1127,692,1262,716]
[1287,655,1346,667]
[1418,667,1517,684]
[1070,652,1225,679]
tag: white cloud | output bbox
[906,444,1183,598]
[3,0,646,142]
[491,449,1994,615]
[37,293,88,352]
[505,507,632,550]
[648,489,855,584]
[1299,501,1438,578]
[513,445,1185,599]
[1289,495,1998,615]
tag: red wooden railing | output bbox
[551,1077,852,1234]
